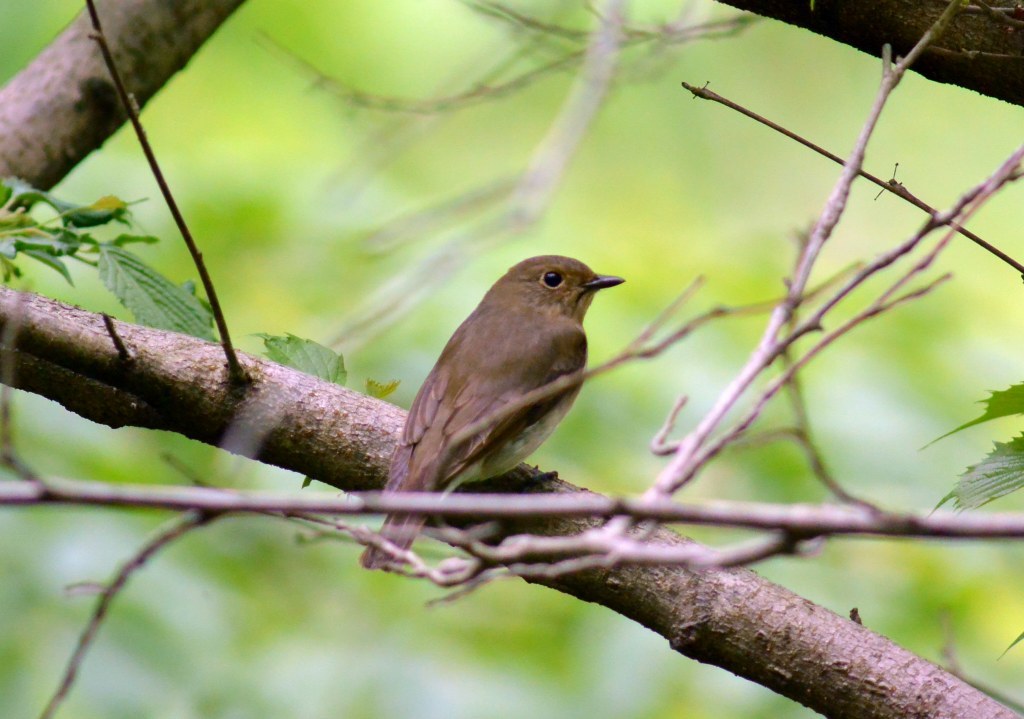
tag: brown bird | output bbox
[360,255,623,569]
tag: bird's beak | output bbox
[582,274,625,291]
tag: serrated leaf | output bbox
[98,245,214,340]
[929,383,1024,446]
[365,378,400,399]
[944,434,1024,510]
[258,333,347,385]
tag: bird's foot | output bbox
[531,468,560,484]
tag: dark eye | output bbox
[542,271,563,288]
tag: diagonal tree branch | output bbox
[0,0,247,190]
[714,0,1024,108]
[0,286,1015,719]
[39,511,211,719]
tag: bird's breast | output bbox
[448,390,578,490]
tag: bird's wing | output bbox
[391,316,586,493]
[435,323,587,485]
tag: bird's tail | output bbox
[359,512,426,570]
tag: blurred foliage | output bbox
[2,1,1024,717]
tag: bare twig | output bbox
[101,313,133,364]
[508,0,625,223]
[650,394,689,455]
[290,13,751,115]
[38,511,212,719]
[83,1,246,385]
[328,11,754,349]
[780,367,869,505]
[777,259,873,506]
[649,0,969,499]
[14,476,1024,540]
[361,177,518,251]
[680,81,1024,276]
[444,266,858,468]
[969,0,1024,29]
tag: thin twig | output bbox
[969,0,1024,29]
[778,262,873,506]
[327,12,753,349]
[101,313,133,363]
[284,15,750,115]
[16,476,1024,540]
[680,81,1024,276]
[360,177,518,251]
[780,367,871,506]
[649,0,968,499]
[38,511,212,719]
[445,266,853,465]
[83,1,247,385]
[508,0,625,223]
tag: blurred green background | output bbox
[3,1,1024,717]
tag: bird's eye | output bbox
[542,271,563,288]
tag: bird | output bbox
[360,255,623,569]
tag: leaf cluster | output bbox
[0,178,214,339]
[939,384,1024,511]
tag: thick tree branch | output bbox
[714,0,1024,108]
[0,287,1015,719]
[0,0,246,190]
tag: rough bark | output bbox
[0,287,1015,719]
[716,0,1024,108]
[0,0,247,190]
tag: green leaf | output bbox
[258,333,347,385]
[2,179,131,228]
[365,378,400,399]
[929,383,1024,445]
[10,230,81,256]
[301,476,313,489]
[20,249,73,284]
[110,233,158,247]
[63,195,131,228]
[1002,628,1024,658]
[942,434,1024,510]
[0,257,21,281]
[98,245,215,340]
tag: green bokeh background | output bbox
[3,1,1024,717]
